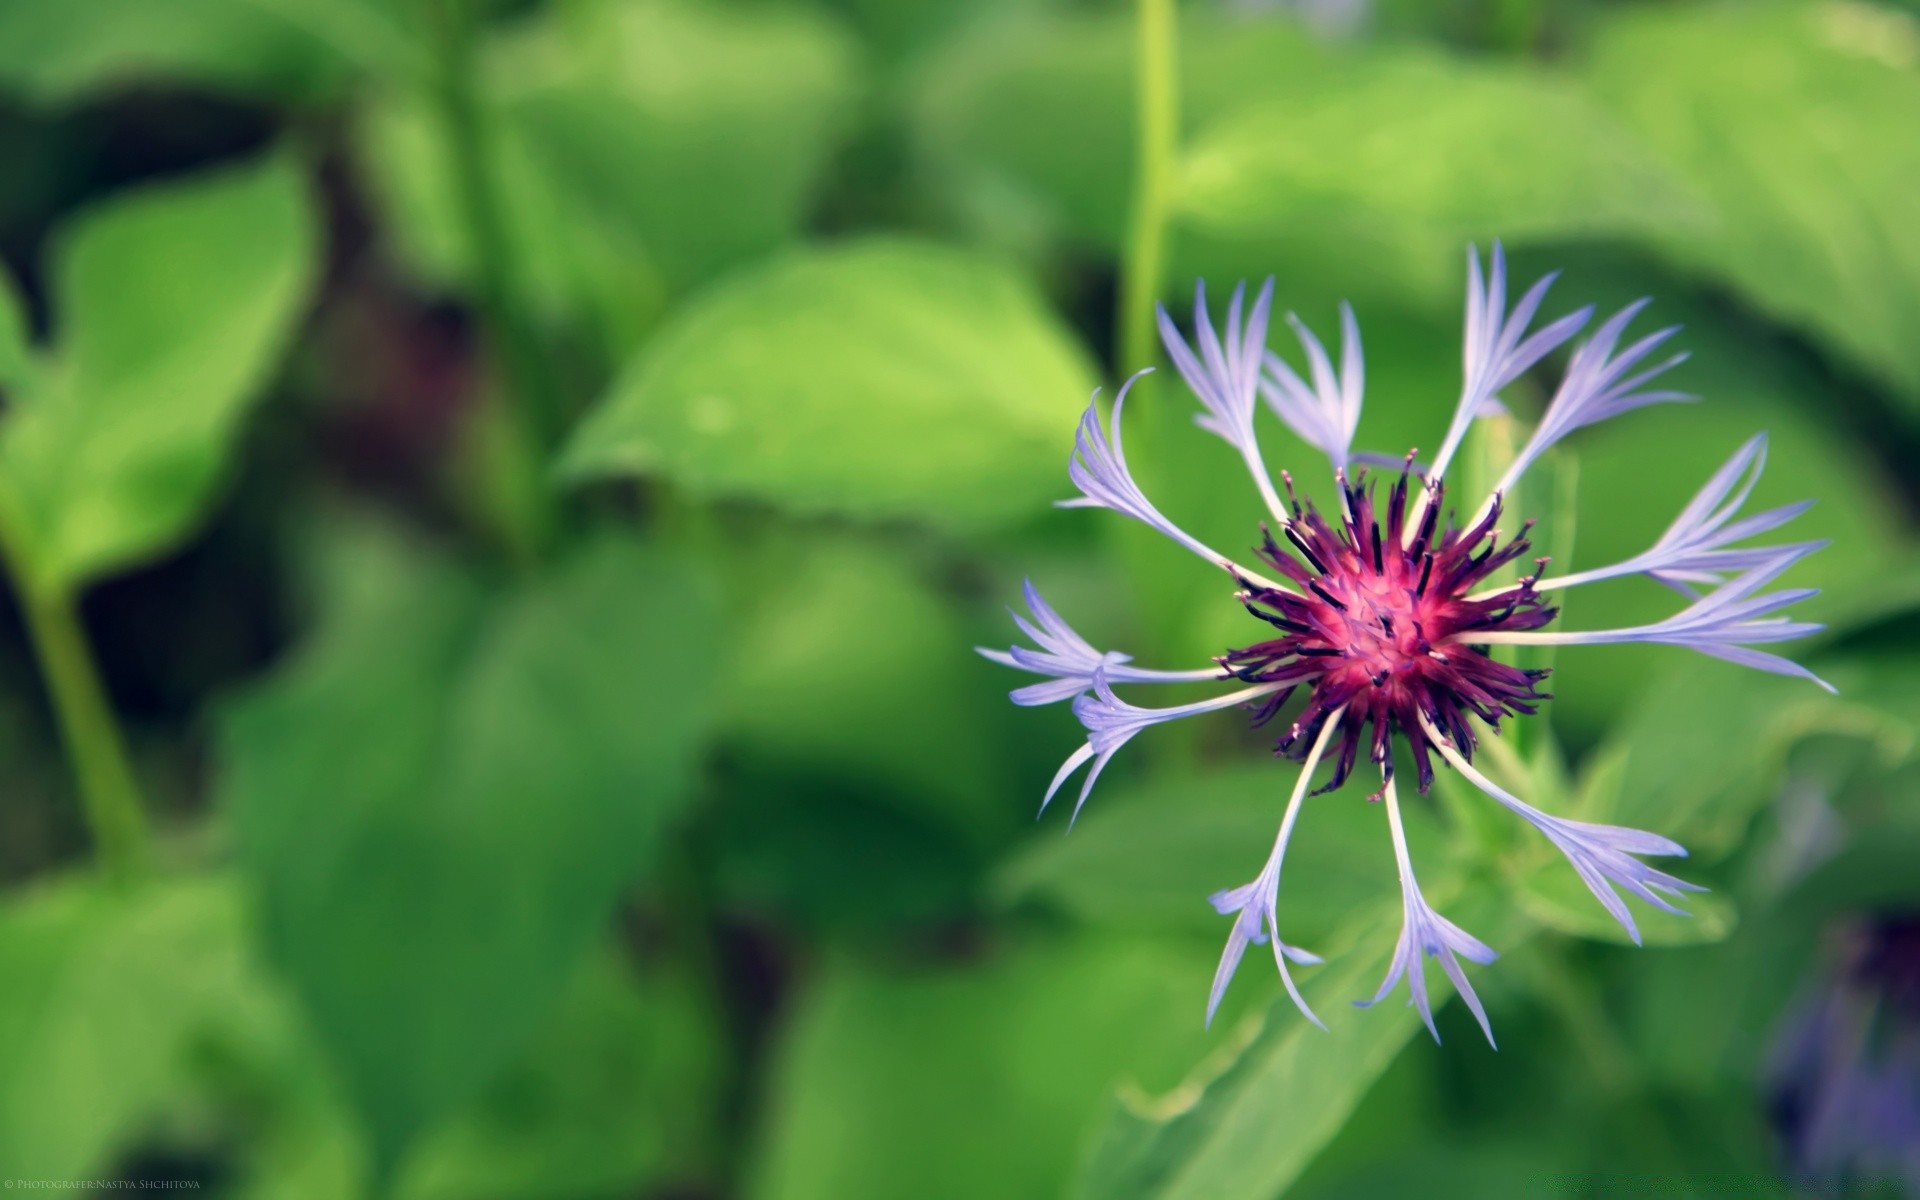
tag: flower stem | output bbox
[423,0,563,558]
[1113,0,1202,767]
[1117,0,1179,374]
[19,577,150,882]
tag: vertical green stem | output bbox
[19,577,149,881]
[426,0,560,445]
[1117,0,1179,374]
[423,0,563,558]
[1113,0,1200,765]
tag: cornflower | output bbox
[982,248,1829,1044]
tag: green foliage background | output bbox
[0,0,1915,1196]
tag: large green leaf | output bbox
[220,527,720,1170]
[361,0,858,356]
[400,950,724,1199]
[210,941,724,1200]
[910,12,1322,248]
[0,873,256,1180]
[993,766,1396,944]
[722,537,1014,844]
[747,935,1227,1200]
[1582,1,1920,408]
[1071,893,1522,1200]
[0,0,361,102]
[0,154,317,591]
[563,239,1098,530]
[1178,52,1703,249]
[911,12,1696,312]
[1592,657,1911,860]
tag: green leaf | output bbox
[910,13,1696,310]
[0,873,255,1180]
[1582,0,1920,407]
[0,0,357,102]
[723,537,1014,845]
[400,950,724,1200]
[360,0,858,355]
[563,239,1098,530]
[0,154,317,591]
[1592,657,1912,858]
[1178,52,1703,248]
[211,943,725,1200]
[747,935,1226,1200]
[220,528,721,1170]
[993,766,1395,944]
[0,269,32,392]
[910,12,1321,248]
[1071,893,1524,1200]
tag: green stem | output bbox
[1117,0,1179,374]
[423,0,564,555]
[19,578,150,882]
[1112,0,1199,764]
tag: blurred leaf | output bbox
[1583,1,1920,407]
[0,873,254,1181]
[1072,893,1521,1200]
[221,943,724,1200]
[0,270,32,393]
[0,154,317,591]
[912,13,1696,310]
[712,785,981,934]
[1592,658,1912,858]
[221,529,720,1170]
[993,766,1394,944]
[0,0,360,101]
[747,935,1225,1200]
[563,239,1098,530]
[400,950,723,1200]
[723,538,1013,844]
[361,0,858,355]
[910,13,1317,247]
[1179,52,1702,250]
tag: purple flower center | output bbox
[1226,465,1557,795]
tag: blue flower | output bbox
[1260,302,1364,471]
[1425,718,1706,946]
[1520,433,1818,595]
[1044,671,1286,825]
[1355,775,1498,1046]
[1770,918,1920,1193]
[1475,545,1833,692]
[986,243,1828,1044]
[975,578,1224,707]
[1205,711,1347,1029]
[1491,297,1691,497]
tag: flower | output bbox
[975,578,1225,707]
[985,244,1829,1044]
[1769,918,1920,1193]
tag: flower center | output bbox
[1224,469,1557,795]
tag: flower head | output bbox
[986,244,1829,1044]
[1769,918,1920,1193]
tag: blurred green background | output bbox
[0,0,1916,1195]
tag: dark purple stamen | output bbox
[1225,467,1556,794]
